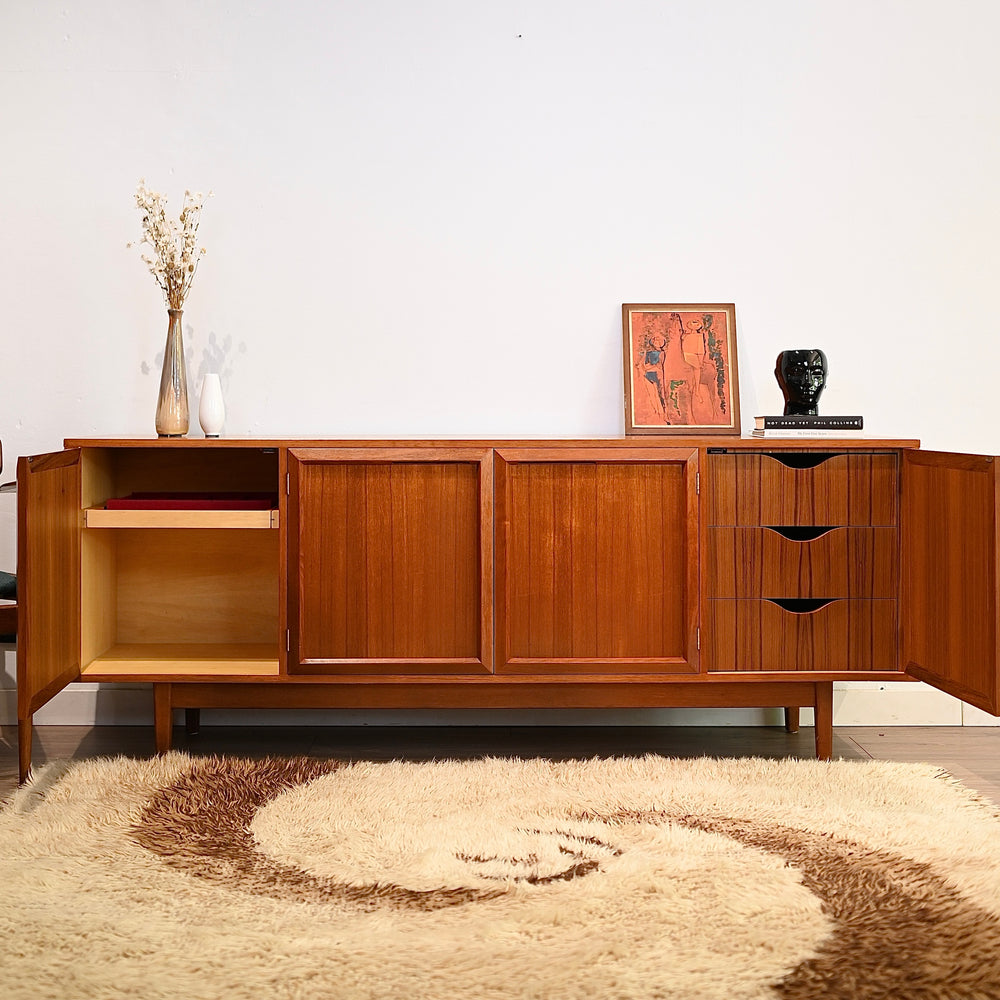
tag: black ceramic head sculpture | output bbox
[775,349,828,416]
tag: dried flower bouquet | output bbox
[130,179,208,310]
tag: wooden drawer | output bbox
[703,599,898,672]
[706,526,897,599]
[705,452,898,526]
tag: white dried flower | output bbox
[131,179,210,310]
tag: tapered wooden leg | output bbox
[784,707,800,733]
[184,708,201,736]
[18,713,32,784]
[154,684,173,753]
[814,682,834,760]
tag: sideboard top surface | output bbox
[64,436,922,451]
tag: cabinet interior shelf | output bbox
[85,507,279,529]
[82,643,280,677]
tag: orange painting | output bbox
[623,304,740,435]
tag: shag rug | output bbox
[2,755,1000,1000]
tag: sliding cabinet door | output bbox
[495,448,699,674]
[287,448,493,674]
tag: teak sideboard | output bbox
[16,437,1000,781]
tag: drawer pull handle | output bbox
[765,526,837,542]
[763,452,839,469]
[765,598,839,614]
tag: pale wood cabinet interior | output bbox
[78,447,281,677]
[15,437,1000,781]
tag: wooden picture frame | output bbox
[622,303,740,436]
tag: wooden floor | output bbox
[2,724,1000,804]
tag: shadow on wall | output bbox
[139,320,247,395]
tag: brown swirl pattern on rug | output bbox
[603,809,1000,1000]
[133,757,1000,999]
[132,756,619,910]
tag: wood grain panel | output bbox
[847,600,899,675]
[759,454,850,525]
[344,462,368,656]
[706,453,899,526]
[498,454,697,672]
[736,454,764,523]
[365,463,394,654]
[704,599,897,671]
[704,451,737,525]
[503,458,532,661]
[526,462,557,657]
[848,526,899,600]
[569,465,598,657]
[290,452,490,673]
[706,527,897,598]
[902,450,1000,713]
[17,450,82,718]
[848,453,898,525]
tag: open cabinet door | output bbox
[901,450,1000,715]
[17,448,82,780]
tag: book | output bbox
[105,492,277,510]
[750,428,865,438]
[754,415,863,431]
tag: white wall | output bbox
[2,0,998,726]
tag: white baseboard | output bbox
[961,702,1000,727]
[831,681,965,725]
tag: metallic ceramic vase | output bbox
[155,308,190,437]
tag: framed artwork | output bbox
[622,303,740,436]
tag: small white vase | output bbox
[199,374,226,438]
